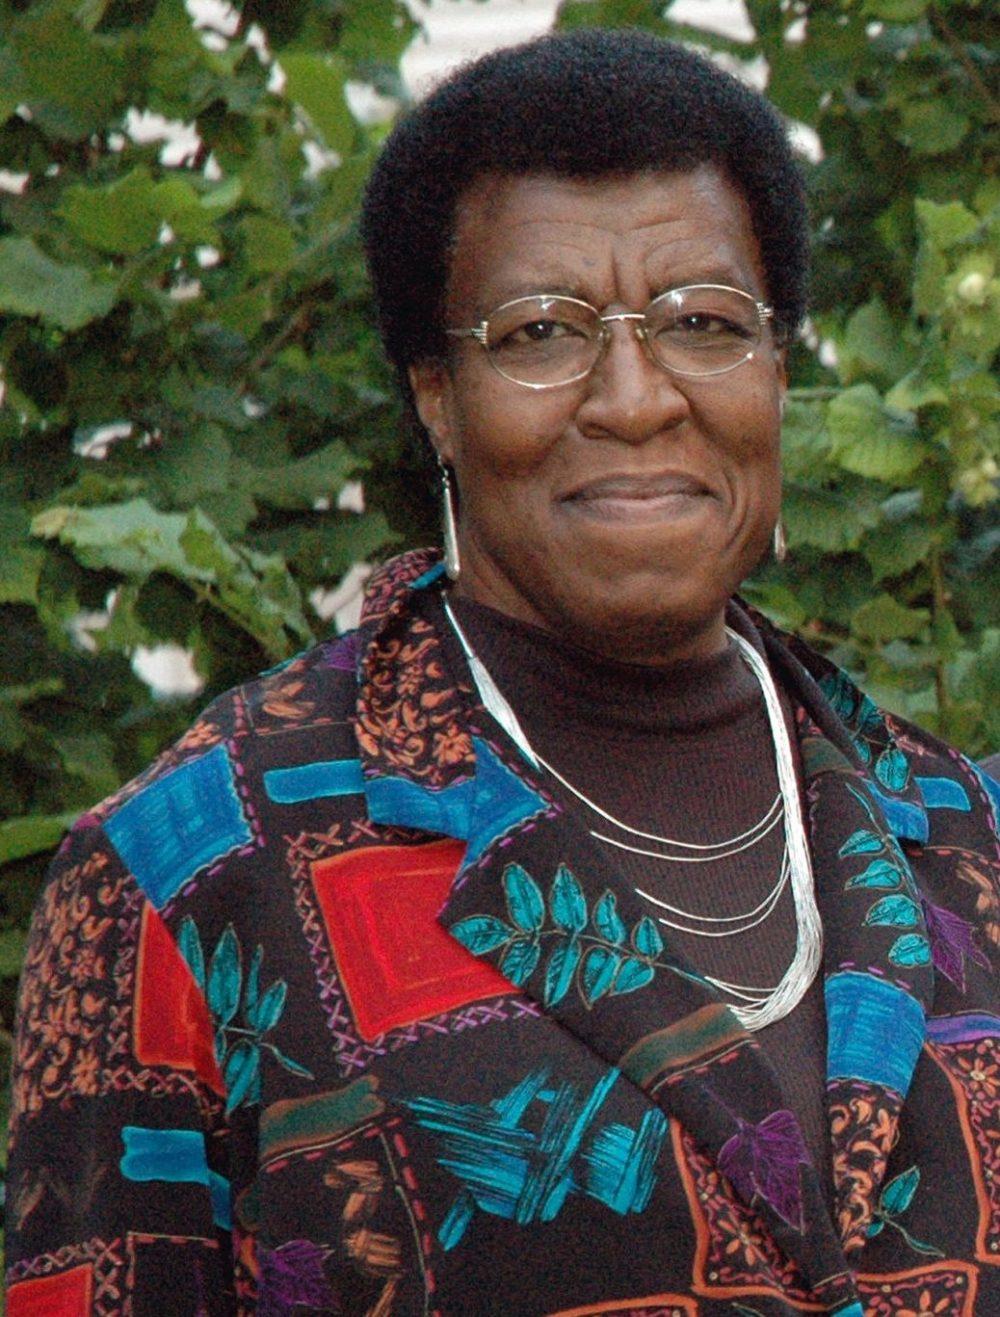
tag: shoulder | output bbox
[53,633,363,911]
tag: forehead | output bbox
[445,166,766,313]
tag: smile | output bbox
[560,473,715,523]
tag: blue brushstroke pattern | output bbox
[120,1126,231,1229]
[106,743,251,908]
[405,1067,666,1248]
[826,972,926,1094]
[366,737,546,860]
[862,782,928,843]
[264,759,365,803]
[915,776,971,812]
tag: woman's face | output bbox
[409,166,786,665]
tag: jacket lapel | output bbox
[352,557,934,1299]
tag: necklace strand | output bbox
[443,600,822,1031]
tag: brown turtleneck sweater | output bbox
[449,594,830,1186]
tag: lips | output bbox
[560,472,715,523]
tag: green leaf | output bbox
[0,548,44,605]
[915,199,980,251]
[897,101,969,157]
[880,1164,920,1216]
[208,924,242,1028]
[281,52,357,154]
[241,216,296,275]
[246,442,363,511]
[223,1038,259,1113]
[0,238,118,330]
[592,889,627,945]
[631,916,664,959]
[846,859,904,890]
[244,944,262,1022]
[852,594,929,644]
[250,979,288,1034]
[177,916,206,993]
[865,894,921,928]
[875,747,910,792]
[840,298,916,384]
[839,830,884,858]
[449,914,513,955]
[543,938,582,1007]
[612,957,656,995]
[0,813,76,865]
[549,864,587,934]
[0,928,28,979]
[827,385,927,484]
[500,936,541,987]
[269,1047,314,1080]
[59,168,164,254]
[581,945,621,1006]
[888,933,932,967]
[503,863,545,934]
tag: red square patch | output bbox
[311,839,509,1039]
[7,1264,93,1317]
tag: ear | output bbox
[408,360,455,464]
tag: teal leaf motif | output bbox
[549,864,587,934]
[270,1048,314,1080]
[888,933,932,967]
[592,890,626,945]
[871,1162,943,1257]
[252,979,288,1034]
[847,858,903,890]
[501,936,542,986]
[865,894,921,927]
[880,1165,920,1215]
[631,916,664,959]
[245,944,262,1024]
[224,1039,260,1115]
[544,939,582,1007]
[450,914,513,955]
[875,747,910,791]
[208,924,241,1027]
[177,915,205,992]
[613,958,656,995]
[504,864,545,933]
[582,945,621,1005]
[839,829,884,858]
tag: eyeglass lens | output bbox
[483,287,765,385]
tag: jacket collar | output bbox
[352,551,938,1298]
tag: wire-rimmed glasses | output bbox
[445,284,776,389]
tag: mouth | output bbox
[560,473,715,523]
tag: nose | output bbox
[575,317,691,445]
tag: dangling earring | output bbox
[773,518,787,564]
[439,458,460,581]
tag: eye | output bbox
[668,311,755,340]
[500,316,587,348]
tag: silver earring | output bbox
[773,518,787,564]
[439,459,460,581]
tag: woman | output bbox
[6,29,1000,1317]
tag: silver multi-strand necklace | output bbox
[444,598,822,1031]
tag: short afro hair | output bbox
[361,27,809,411]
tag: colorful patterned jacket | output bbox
[7,549,1000,1317]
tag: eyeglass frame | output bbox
[444,283,778,389]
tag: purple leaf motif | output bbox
[258,1239,337,1317]
[922,897,990,994]
[324,631,359,671]
[718,1110,810,1231]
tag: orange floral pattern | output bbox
[829,1081,902,1255]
